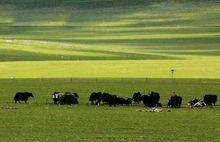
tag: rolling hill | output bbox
[0,0,220,78]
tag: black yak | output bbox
[168,95,182,108]
[52,92,62,104]
[116,97,126,106]
[108,95,118,107]
[124,98,133,106]
[132,92,142,104]
[142,91,160,107]
[14,92,34,104]
[117,97,132,106]
[89,92,102,105]
[89,92,132,107]
[204,95,217,106]
[102,92,111,104]
[59,92,79,105]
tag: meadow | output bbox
[0,78,220,142]
[0,0,220,141]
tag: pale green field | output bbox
[0,0,220,79]
[1,59,220,78]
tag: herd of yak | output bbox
[13,91,217,108]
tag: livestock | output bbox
[188,99,199,108]
[132,92,142,104]
[101,92,111,104]
[108,95,118,107]
[116,97,126,106]
[14,92,34,104]
[117,97,132,106]
[142,91,160,107]
[204,95,217,106]
[89,92,132,107]
[168,95,182,108]
[59,92,79,105]
[188,99,200,108]
[124,98,132,106]
[52,92,62,104]
[73,93,79,99]
[194,101,206,107]
[89,92,102,105]
[188,99,206,108]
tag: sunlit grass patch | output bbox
[0,59,219,78]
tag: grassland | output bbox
[1,59,220,78]
[0,0,220,142]
[0,0,220,78]
[0,78,220,142]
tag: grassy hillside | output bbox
[0,0,220,61]
[0,0,220,78]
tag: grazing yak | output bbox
[142,91,161,107]
[116,97,126,106]
[108,95,118,107]
[59,92,79,105]
[124,98,133,106]
[168,95,182,108]
[188,99,206,108]
[204,94,217,106]
[116,97,132,106]
[102,92,112,105]
[132,92,142,104]
[89,92,132,107]
[52,92,62,104]
[14,92,34,104]
[89,92,113,106]
[89,92,102,105]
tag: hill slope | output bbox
[0,0,220,61]
[0,0,220,78]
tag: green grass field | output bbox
[0,78,220,142]
[0,0,220,142]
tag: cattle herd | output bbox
[13,91,218,109]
